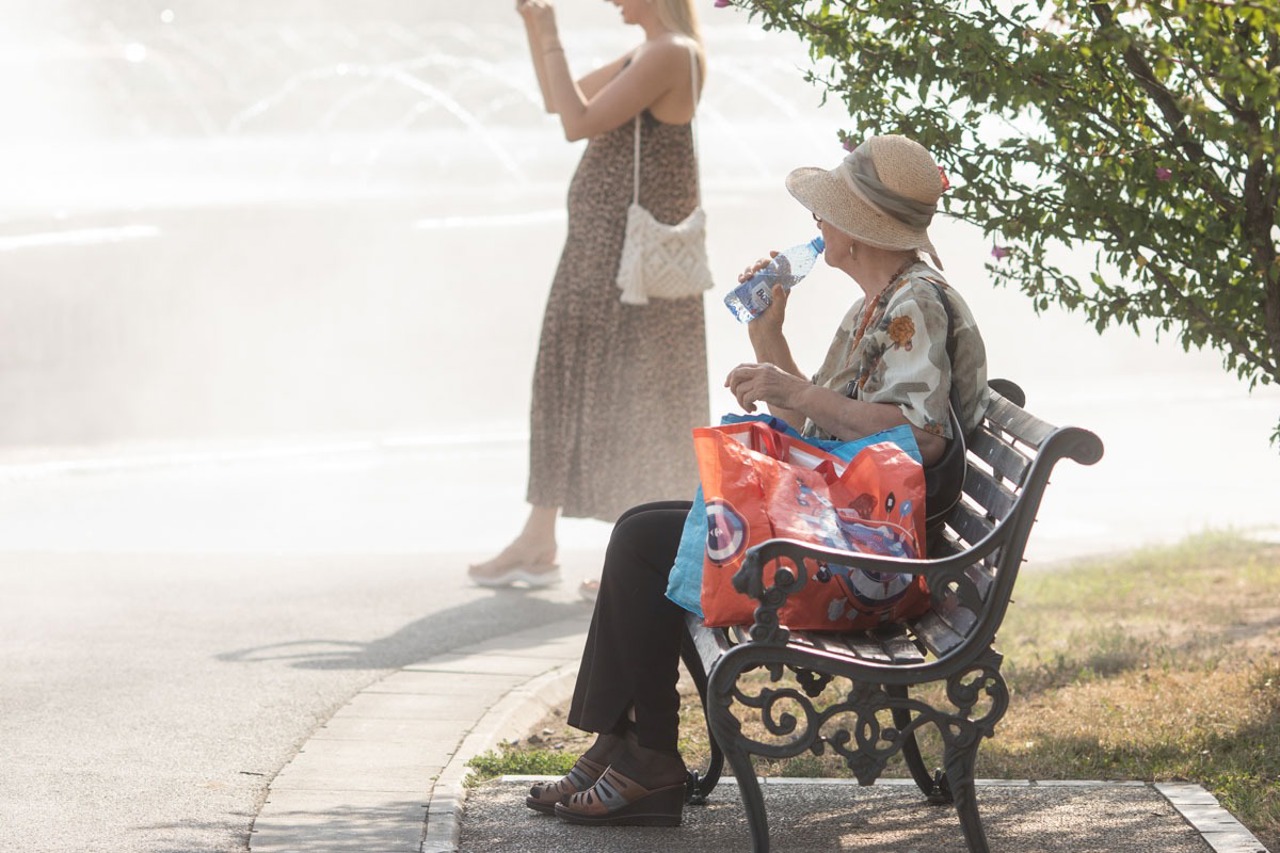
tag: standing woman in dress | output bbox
[469,0,711,590]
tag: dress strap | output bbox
[632,43,702,207]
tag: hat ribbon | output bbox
[842,146,937,229]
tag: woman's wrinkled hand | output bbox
[724,362,803,414]
[736,251,778,284]
[739,251,789,336]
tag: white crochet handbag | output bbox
[615,47,714,306]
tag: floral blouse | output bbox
[804,262,990,442]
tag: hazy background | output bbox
[1,0,1277,560]
[5,9,1276,850]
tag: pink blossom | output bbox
[1155,166,1173,181]
[714,0,732,7]
[842,137,857,152]
[991,245,1011,261]
[938,166,951,192]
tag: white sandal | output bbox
[469,563,561,589]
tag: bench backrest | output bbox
[907,380,1104,661]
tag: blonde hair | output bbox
[653,0,703,43]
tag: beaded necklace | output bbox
[846,256,921,395]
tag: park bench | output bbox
[678,379,1104,853]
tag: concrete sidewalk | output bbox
[246,615,1272,853]
[462,778,1261,853]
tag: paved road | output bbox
[0,442,604,853]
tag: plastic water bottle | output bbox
[724,236,825,322]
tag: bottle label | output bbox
[743,279,775,315]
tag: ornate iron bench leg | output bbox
[679,628,723,805]
[721,737,770,853]
[887,685,952,805]
[706,647,774,853]
[944,730,991,853]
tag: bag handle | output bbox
[744,420,787,460]
[632,43,701,207]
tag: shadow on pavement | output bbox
[216,593,588,671]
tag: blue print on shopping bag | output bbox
[823,517,920,608]
[704,499,749,566]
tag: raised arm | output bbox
[522,10,628,114]
[519,2,694,141]
[724,274,811,428]
[522,13,555,112]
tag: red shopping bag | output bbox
[694,421,931,630]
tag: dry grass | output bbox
[471,532,1280,849]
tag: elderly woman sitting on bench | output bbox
[526,134,990,828]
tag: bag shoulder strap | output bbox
[840,273,955,406]
[926,279,967,431]
[632,43,702,206]
[928,281,957,376]
[923,279,969,530]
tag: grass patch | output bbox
[477,532,1280,849]
[464,746,575,787]
[982,531,1280,847]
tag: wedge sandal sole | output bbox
[553,782,685,827]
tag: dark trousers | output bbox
[567,500,693,752]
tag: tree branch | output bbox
[1090,1,1208,162]
[1151,11,1256,124]
[1244,155,1280,378]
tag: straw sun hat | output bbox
[785,134,946,268]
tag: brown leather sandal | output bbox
[553,765,685,826]
[525,755,607,815]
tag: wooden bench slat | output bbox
[933,593,979,638]
[961,465,1018,521]
[966,563,996,601]
[785,627,926,667]
[968,426,1031,487]
[944,501,997,549]
[795,631,892,662]
[986,399,1057,447]
[787,631,832,653]
[688,613,735,661]
[879,628,926,664]
[844,635,895,662]
[909,610,967,657]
